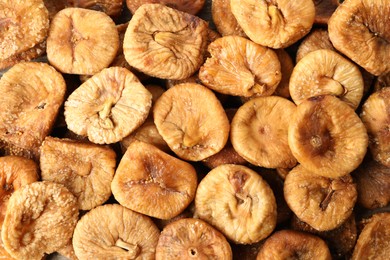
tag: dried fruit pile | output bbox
[0,0,389,259]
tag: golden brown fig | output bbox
[1,181,78,260]
[64,67,152,144]
[123,4,208,80]
[153,83,229,161]
[256,230,332,260]
[47,7,119,75]
[126,0,205,15]
[194,164,277,244]
[296,29,336,62]
[290,49,364,110]
[284,165,357,231]
[231,96,297,169]
[57,243,78,260]
[73,204,160,260]
[156,218,232,259]
[211,0,246,37]
[112,141,197,219]
[68,0,123,17]
[0,41,46,71]
[313,0,340,24]
[230,0,315,48]
[328,0,390,76]
[0,62,66,160]
[273,49,293,98]
[374,72,390,91]
[288,95,368,178]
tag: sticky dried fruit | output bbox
[156,218,232,259]
[68,0,123,17]
[328,0,390,76]
[153,83,229,161]
[0,62,66,160]
[313,0,340,24]
[73,204,160,259]
[256,230,332,260]
[211,0,246,37]
[1,181,78,260]
[126,0,205,15]
[284,165,357,231]
[288,95,368,178]
[0,41,46,71]
[296,29,336,62]
[112,140,197,219]
[230,0,315,48]
[123,4,208,80]
[64,67,152,144]
[47,7,119,75]
[231,96,297,169]
[194,164,277,244]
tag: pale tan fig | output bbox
[64,67,152,144]
[230,0,315,48]
[126,0,205,15]
[194,164,277,244]
[57,243,78,260]
[112,141,197,219]
[47,7,119,75]
[0,62,66,160]
[231,96,297,169]
[199,36,281,97]
[374,72,390,91]
[296,29,336,62]
[290,49,364,110]
[328,0,390,76]
[73,204,160,260]
[68,0,123,17]
[272,49,293,98]
[352,213,390,260]
[0,41,46,71]
[211,0,246,37]
[123,4,208,80]
[153,83,229,161]
[0,239,13,259]
[313,0,340,24]
[288,95,368,178]
[156,218,232,260]
[1,181,78,260]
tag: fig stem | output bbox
[320,188,335,211]
[318,77,346,96]
[115,239,140,258]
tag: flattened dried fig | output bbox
[231,96,297,169]
[153,83,229,161]
[47,7,119,75]
[0,62,66,160]
[0,41,46,71]
[65,67,152,144]
[284,165,357,231]
[73,204,160,259]
[123,4,208,80]
[296,29,336,62]
[1,181,78,260]
[288,95,368,178]
[290,49,364,110]
[313,0,340,24]
[194,164,277,244]
[328,0,390,76]
[212,0,246,37]
[68,0,123,17]
[126,0,205,15]
[230,0,315,48]
[156,218,232,259]
[112,141,197,219]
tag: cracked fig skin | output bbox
[194,164,277,244]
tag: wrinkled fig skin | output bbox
[0,41,46,71]
[68,0,123,17]
[273,49,293,98]
[328,0,390,76]
[212,0,246,37]
[127,0,205,15]
[296,29,336,62]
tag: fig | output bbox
[374,72,390,91]
[211,0,246,37]
[0,41,46,71]
[68,0,123,17]
[296,29,336,62]
[313,0,340,25]
[126,0,205,15]
[273,49,294,99]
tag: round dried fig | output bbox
[230,0,315,48]
[211,0,246,37]
[231,96,297,169]
[328,0,390,76]
[313,0,340,25]
[296,29,336,62]
[288,95,368,178]
[256,230,332,260]
[68,0,123,17]
[284,165,357,231]
[73,204,160,259]
[0,41,46,71]
[153,83,229,161]
[47,7,119,75]
[194,164,277,244]
[156,218,232,259]
[64,67,152,144]
[126,0,205,15]
[123,4,208,80]
[1,181,78,260]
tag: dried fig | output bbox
[296,29,336,62]
[126,0,205,15]
[153,83,229,161]
[256,230,332,260]
[68,0,123,17]
[0,41,46,71]
[211,0,246,37]
[0,62,66,160]
[47,7,119,75]
[123,4,208,80]
[112,140,197,219]
[1,181,78,260]
[284,165,357,231]
[313,0,340,25]
[289,49,364,110]
[156,218,232,259]
[64,67,152,144]
[374,72,390,91]
[231,96,297,169]
[194,164,277,244]
[73,204,160,259]
[273,49,293,98]
[328,0,390,76]
[43,0,66,20]
[230,0,315,48]
[288,95,368,178]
